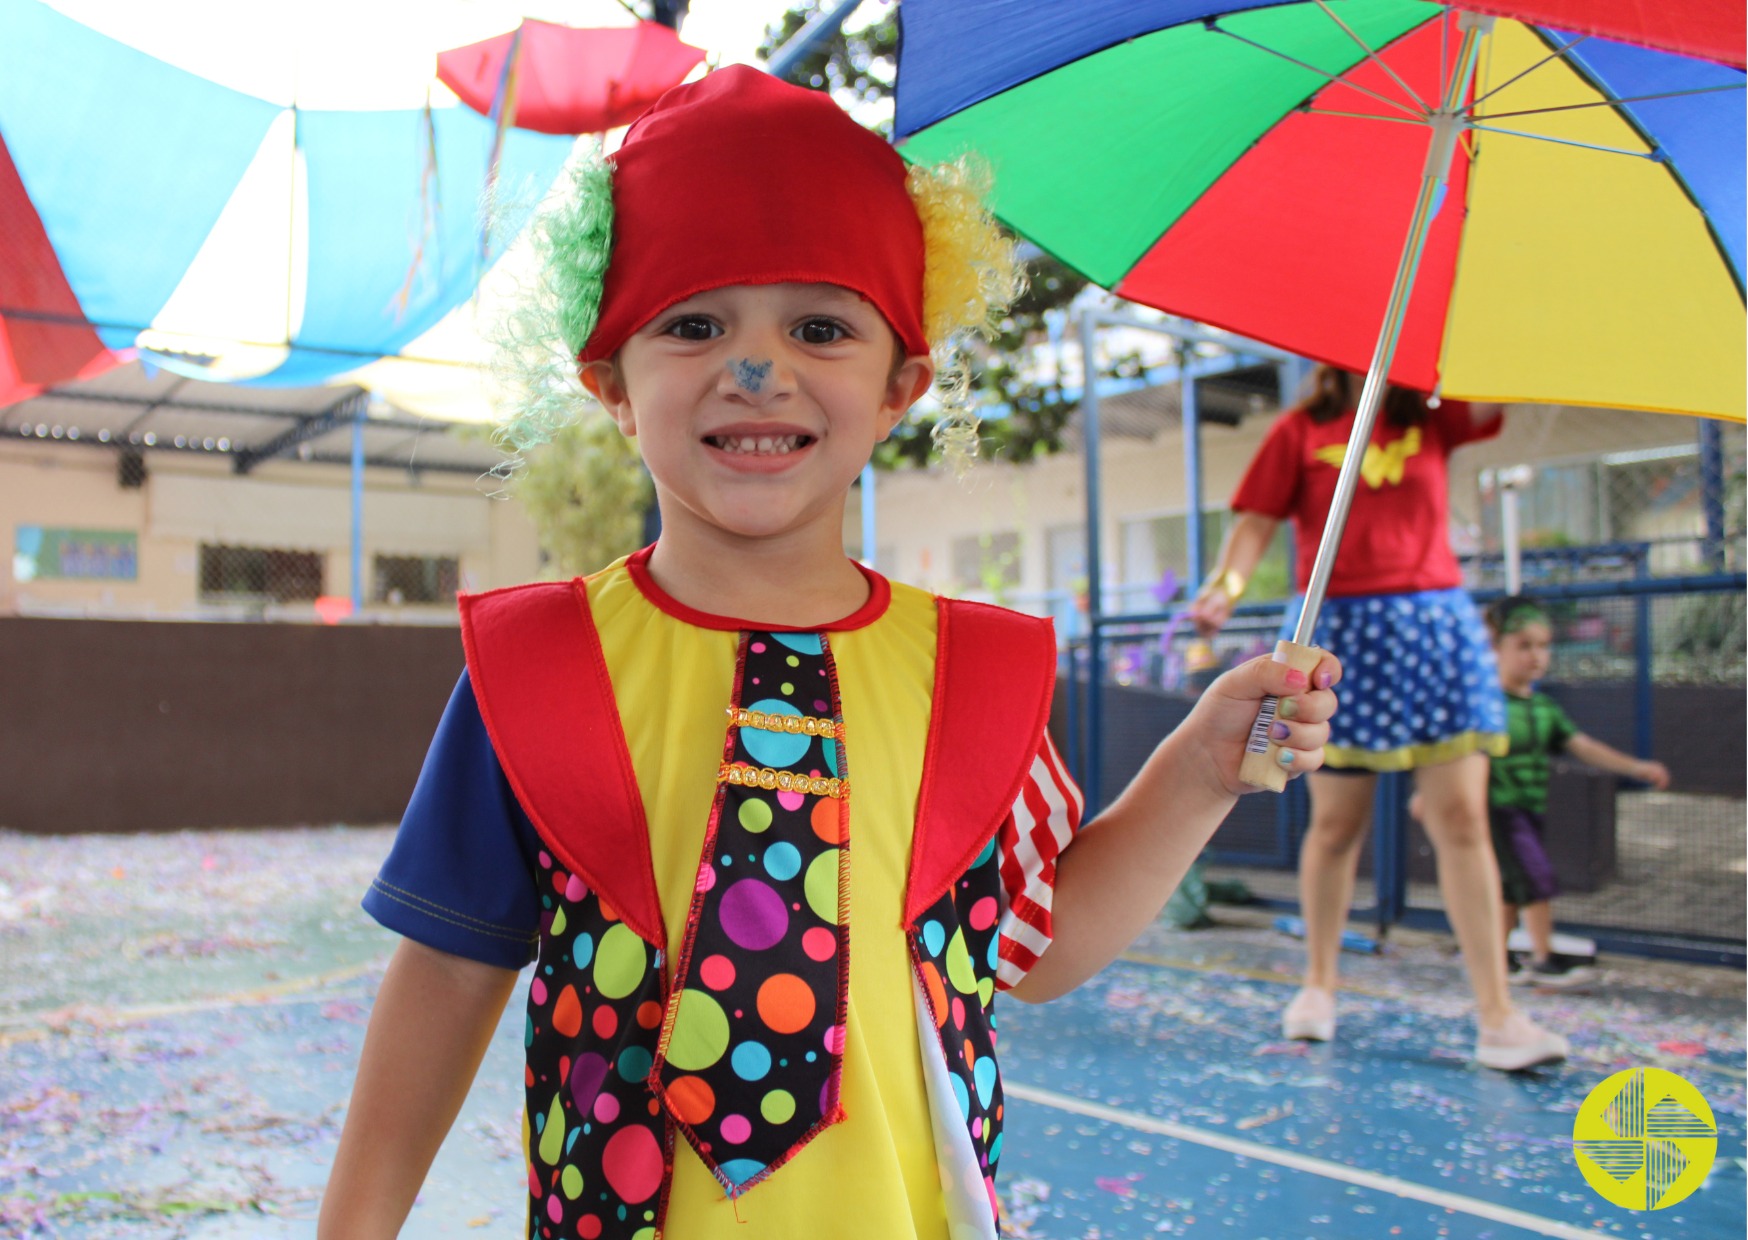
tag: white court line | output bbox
[1004,1082,1604,1240]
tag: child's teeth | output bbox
[717,435,802,454]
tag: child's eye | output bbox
[664,315,720,341]
[795,318,848,345]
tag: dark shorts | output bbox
[1490,805,1560,906]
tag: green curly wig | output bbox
[494,150,615,455]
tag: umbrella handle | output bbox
[1238,639,1324,792]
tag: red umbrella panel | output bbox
[438,20,707,137]
[1117,20,1469,395]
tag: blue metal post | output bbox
[1372,772,1407,934]
[350,406,365,615]
[1080,309,1105,815]
[1062,641,1080,786]
[1633,547,1653,759]
[1699,419,1726,571]
[860,462,877,567]
[1181,343,1205,586]
[766,0,865,80]
[1278,771,1306,869]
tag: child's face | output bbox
[1494,620,1553,689]
[583,282,932,550]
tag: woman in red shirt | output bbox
[1191,366,1566,1072]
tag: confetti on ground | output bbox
[0,826,525,1237]
[2,827,1742,1238]
[1656,1040,1706,1057]
[1235,1101,1294,1131]
[993,915,1744,1239]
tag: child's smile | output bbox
[705,433,809,455]
[584,282,932,551]
[700,419,818,473]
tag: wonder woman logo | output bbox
[1573,1068,1717,1210]
[1313,426,1422,488]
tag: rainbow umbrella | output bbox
[896,0,1743,787]
[895,0,1744,423]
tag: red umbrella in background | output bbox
[1,133,122,408]
[438,19,707,136]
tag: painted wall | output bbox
[0,441,543,619]
[854,402,1709,609]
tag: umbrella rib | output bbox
[1310,0,1430,113]
[1468,33,1589,110]
[1479,83,1745,122]
[1301,108,1425,127]
[1208,24,1424,119]
[1439,2,1449,99]
[1464,124,1664,161]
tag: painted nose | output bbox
[718,352,793,405]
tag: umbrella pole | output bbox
[1499,465,1531,594]
[1240,11,1494,790]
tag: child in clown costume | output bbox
[320,68,1340,1240]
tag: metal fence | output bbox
[1056,570,1747,966]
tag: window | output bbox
[198,544,324,602]
[1118,510,1294,602]
[374,554,460,604]
[1044,524,1085,594]
[950,531,1021,594]
[1476,442,1733,580]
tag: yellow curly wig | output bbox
[907,155,1026,473]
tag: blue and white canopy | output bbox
[0,0,620,418]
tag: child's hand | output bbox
[1635,759,1671,790]
[1407,791,1425,822]
[1186,651,1341,798]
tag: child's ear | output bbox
[876,354,935,440]
[580,360,636,436]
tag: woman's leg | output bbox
[1298,771,1377,991]
[1414,754,1512,1027]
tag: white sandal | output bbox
[1282,987,1337,1042]
[1475,1011,1569,1071]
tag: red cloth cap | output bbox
[580,66,927,362]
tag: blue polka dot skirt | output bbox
[1279,588,1508,771]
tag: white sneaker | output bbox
[1475,1011,1569,1071]
[1282,987,1336,1041]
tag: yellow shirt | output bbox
[586,558,949,1239]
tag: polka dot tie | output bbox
[651,631,849,1195]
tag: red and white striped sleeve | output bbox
[994,730,1085,991]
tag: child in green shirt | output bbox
[1484,596,1670,986]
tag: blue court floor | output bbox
[2,826,1742,1238]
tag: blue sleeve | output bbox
[362,669,543,969]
